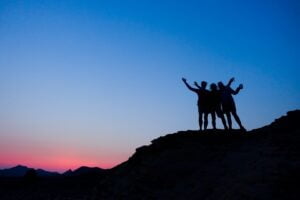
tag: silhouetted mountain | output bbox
[0,165,29,177]
[63,169,73,176]
[93,110,300,200]
[0,165,59,177]
[63,166,106,177]
[0,165,104,178]
[36,169,60,177]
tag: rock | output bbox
[93,110,300,200]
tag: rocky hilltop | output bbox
[93,110,300,200]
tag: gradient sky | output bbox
[0,0,299,172]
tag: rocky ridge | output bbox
[93,110,300,200]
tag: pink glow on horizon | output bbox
[0,152,126,173]
[0,130,130,172]
[0,159,123,173]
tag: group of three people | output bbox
[182,77,246,131]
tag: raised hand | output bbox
[239,84,244,89]
[182,77,187,82]
[227,77,235,87]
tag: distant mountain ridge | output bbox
[0,165,60,177]
[63,166,106,176]
[0,165,105,177]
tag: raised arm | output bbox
[226,77,235,87]
[232,84,243,95]
[182,78,197,92]
[194,81,201,89]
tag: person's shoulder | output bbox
[225,86,232,91]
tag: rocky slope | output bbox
[93,110,300,200]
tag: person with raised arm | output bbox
[218,78,246,131]
[195,81,228,130]
[182,78,209,131]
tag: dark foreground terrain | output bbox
[1,110,299,200]
[93,110,300,200]
[0,167,107,200]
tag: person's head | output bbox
[201,81,207,89]
[218,81,225,89]
[210,83,217,91]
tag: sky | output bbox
[0,0,299,172]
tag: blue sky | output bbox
[0,0,299,171]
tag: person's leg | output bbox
[211,112,216,129]
[232,111,246,131]
[198,111,203,131]
[204,113,208,130]
[219,114,228,130]
[225,112,232,130]
[217,107,228,130]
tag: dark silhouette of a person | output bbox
[194,82,228,130]
[182,78,208,131]
[207,83,228,130]
[218,78,246,131]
